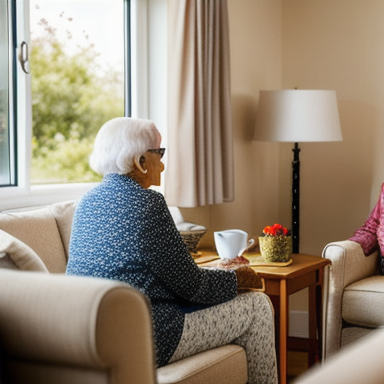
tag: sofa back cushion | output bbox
[0,230,48,272]
[49,201,77,259]
[0,205,70,273]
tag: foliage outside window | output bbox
[30,1,124,184]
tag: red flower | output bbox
[263,223,289,237]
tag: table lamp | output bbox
[253,89,342,253]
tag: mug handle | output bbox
[237,238,255,257]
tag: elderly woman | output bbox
[66,117,277,384]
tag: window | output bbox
[0,0,15,186]
[0,0,167,211]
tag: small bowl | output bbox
[180,230,207,255]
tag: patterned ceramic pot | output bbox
[259,235,292,263]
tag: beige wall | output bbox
[281,0,384,312]
[182,0,384,314]
[282,0,384,255]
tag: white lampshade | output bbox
[254,90,342,142]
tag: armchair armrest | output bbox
[0,269,156,384]
[322,240,379,358]
[295,328,384,384]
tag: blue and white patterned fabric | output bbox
[66,173,237,367]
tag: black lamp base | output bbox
[292,142,300,254]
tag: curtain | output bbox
[164,0,234,207]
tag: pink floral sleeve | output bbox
[349,183,384,256]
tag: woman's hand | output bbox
[234,266,263,291]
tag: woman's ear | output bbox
[134,155,147,174]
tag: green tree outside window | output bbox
[30,4,124,184]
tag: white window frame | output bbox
[0,0,167,211]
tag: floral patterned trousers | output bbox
[169,291,278,384]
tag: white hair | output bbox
[89,117,159,175]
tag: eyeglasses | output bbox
[147,148,166,158]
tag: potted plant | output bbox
[259,224,292,262]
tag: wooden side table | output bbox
[249,253,330,384]
[196,252,330,384]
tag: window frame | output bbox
[0,0,12,187]
[0,0,168,211]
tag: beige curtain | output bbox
[164,0,234,207]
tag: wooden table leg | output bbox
[270,296,280,354]
[279,279,288,384]
[308,283,317,366]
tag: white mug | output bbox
[214,229,255,260]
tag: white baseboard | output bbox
[289,310,309,338]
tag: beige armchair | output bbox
[0,269,248,384]
[294,327,384,384]
[322,240,384,359]
[0,268,157,384]
[0,201,249,384]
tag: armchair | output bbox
[322,240,384,359]
[0,201,249,384]
[0,269,248,384]
[294,327,384,384]
[0,269,156,384]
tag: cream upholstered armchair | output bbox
[0,269,157,384]
[0,269,248,384]
[0,201,248,384]
[294,327,384,384]
[322,240,383,359]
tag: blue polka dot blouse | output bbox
[66,173,237,367]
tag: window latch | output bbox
[18,41,30,74]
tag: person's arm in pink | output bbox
[349,183,384,256]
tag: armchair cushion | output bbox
[0,209,67,273]
[49,201,76,259]
[343,275,384,328]
[157,345,247,384]
[0,230,48,272]
[341,327,372,348]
